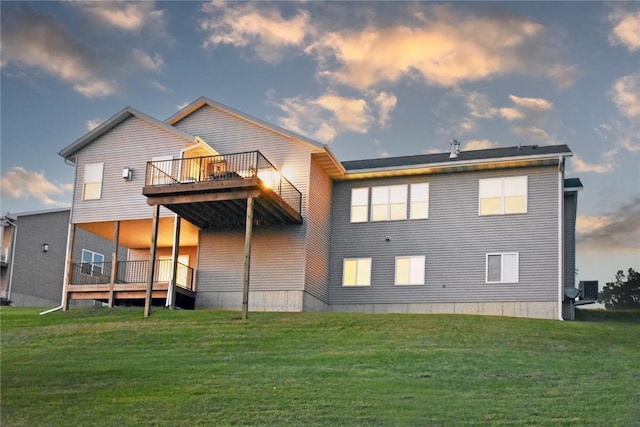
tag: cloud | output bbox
[71,1,168,35]
[270,89,399,142]
[86,119,103,131]
[271,92,371,143]
[577,198,640,250]
[513,126,556,143]
[571,152,617,174]
[609,9,640,51]
[0,167,72,207]
[372,91,397,127]
[463,140,499,150]
[132,48,164,72]
[177,102,190,110]
[200,1,312,63]
[610,73,640,118]
[306,6,573,89]
[498,107,525,121]
[508,95,553,112]
[0,4,116,98]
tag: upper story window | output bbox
[410,183,430,220]
[83,163,104,200]
[350,188,369,223]
[486,252,519,284]
[343,258,372,286]
[81,249,104,276]
[395,256,425,285]
[371,185,407,221]
[479,176,527,216]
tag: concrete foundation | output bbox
[195,290,558,320]
[330,301,558,320]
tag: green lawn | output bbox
[1,307,639,426]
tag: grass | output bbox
[1,307,639,426]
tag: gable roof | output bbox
[165,96,325,151]
[343,144,572,171]
[58,107,197,160]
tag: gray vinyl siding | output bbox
[172,105,314,217]
[330,166,559,305]
[71,116,186,224]
[564,192,578,289]
[10,210,118,306]
[304,158,333,302]
[195,225,306,298]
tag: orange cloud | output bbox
[609,9,640,52]
[0,167,72,206]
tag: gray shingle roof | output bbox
[564,177,583,189]
[342,144,572,171]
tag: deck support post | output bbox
[108,220,120,308]
[144,205,160,317]
[62,224,76,311]
[241,196,254,320]
[168,215,181,310]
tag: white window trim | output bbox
[371,184,408,222]
[410,183,430,220]
[394,256,426,286]
[81,249,105,276]
[486,252,519,284]
[342,258,372,287]
[350,188,369,223]
[479,176,528,216]
[83,163,104,200]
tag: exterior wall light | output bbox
[122,168,133,181]
[42,243,49,253]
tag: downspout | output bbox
[42,156,76,315]
[5,217,18,302]
[40,221,73,315]
[557,156,565,320]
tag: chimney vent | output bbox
[449,139,461,159]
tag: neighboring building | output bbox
[0,209,121,307]
[57,97,583,320]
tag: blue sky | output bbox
[1,1,638,288]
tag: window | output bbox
[395,256,425,285]
[81,249,104,276]
[350,188,369,223]
[371,185,407,221]
[83,163,104,200]
[486,253,519,283]
[343,258,372,286]
[410,183,429,219]
[479,176,527,215]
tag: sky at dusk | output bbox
[1,1,638,290]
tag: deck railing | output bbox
[70,259,194,291]
[145,151,302,215]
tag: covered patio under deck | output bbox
[63,218,200,310]
[142,151,303,318]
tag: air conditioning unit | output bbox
[579,281,599,301]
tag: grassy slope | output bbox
[1,307,639,426]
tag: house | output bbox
[57,97,583,320]
[0,208,121,307]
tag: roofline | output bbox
[343,150,573,176]
[3,207,70,219]
[166,96,325,150]
[58,107,197,160]
[321,144,346,175]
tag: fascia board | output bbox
[343,151,573,177]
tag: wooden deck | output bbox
[68,282,195,302]
[142,152,303,229]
